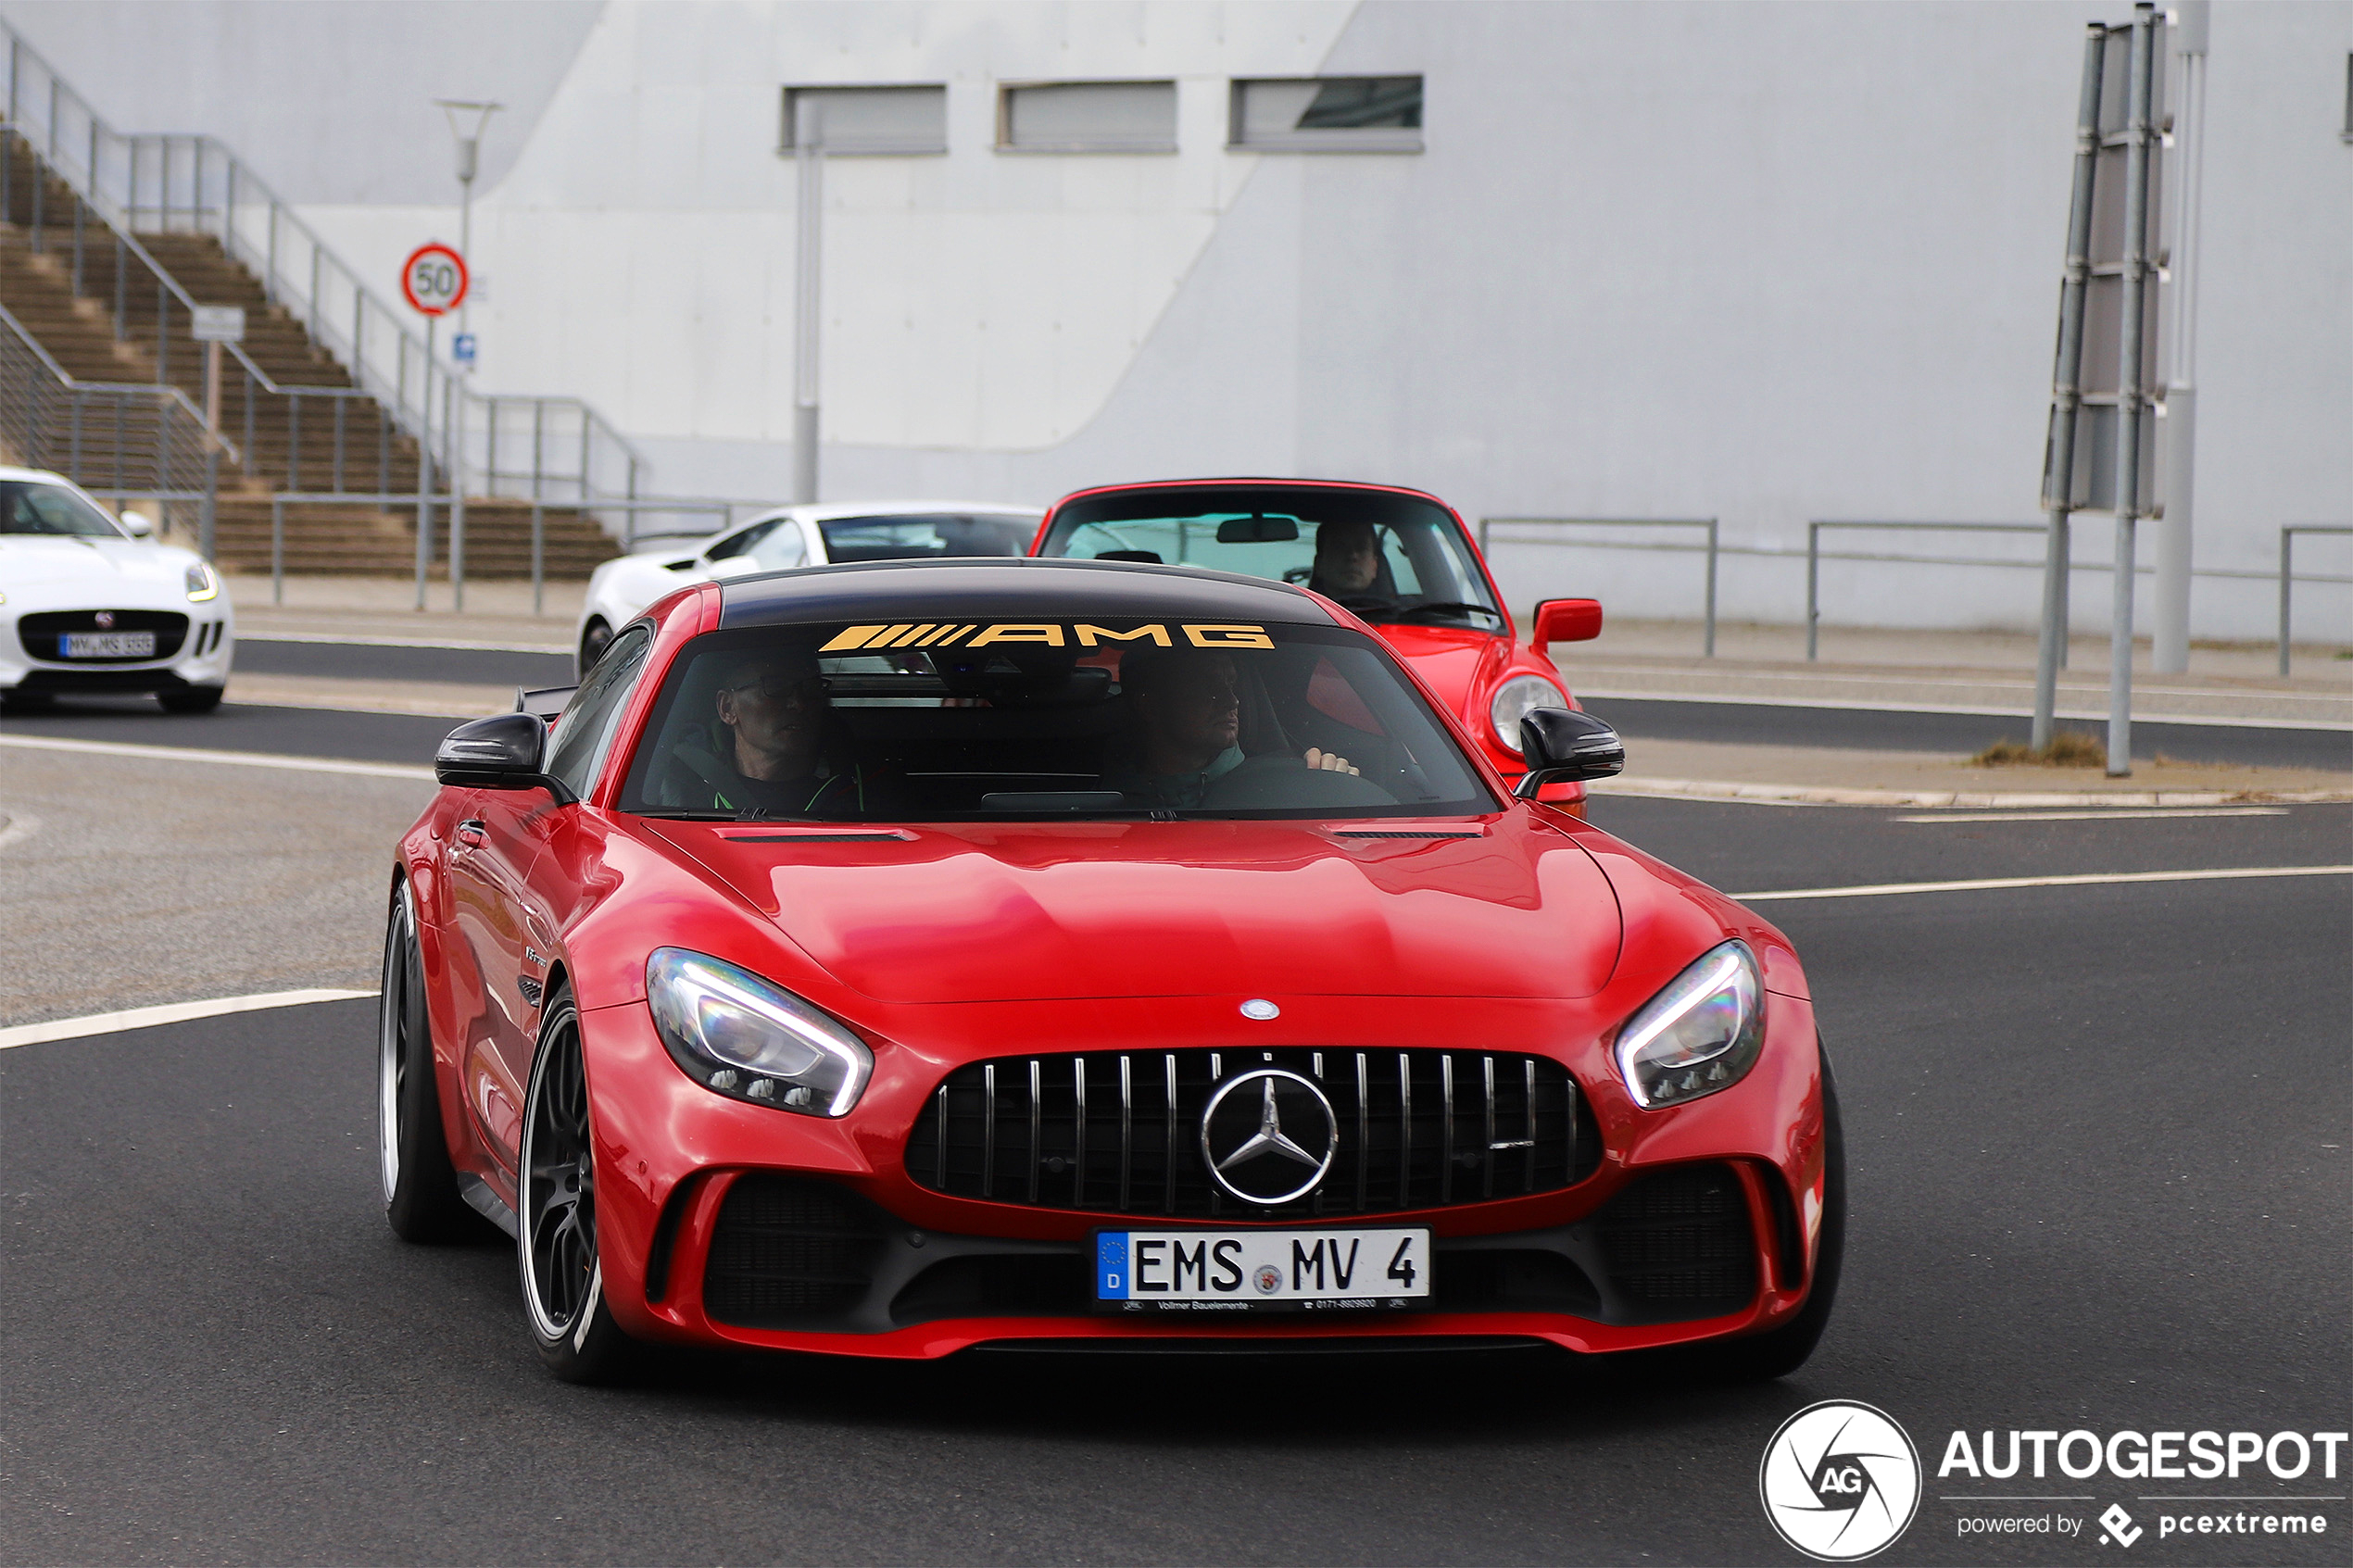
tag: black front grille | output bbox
[905,1047,1598,1220]
[19,609,188,663]
[702,1173,889,1328]
[1589,1162,1757,1322]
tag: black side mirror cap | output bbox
[1513,707,1625,798]
[435,713,577,804]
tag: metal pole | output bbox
[791,100,824,505]
[415,320,434,611]
[1805,521,1821,660]
[2152,0,2207,673]
[1702,518,1718,658]
[2276,528,2293,677]
[200,445,217,565]
[2106,8,2158,779]
[531,501,545,617]
[447,378,464,613]
[2033,24,2108,753]
[271,493,284,604]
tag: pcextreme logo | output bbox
[1760,1400,1923,1562]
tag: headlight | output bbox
[1489,675,1566,755]
[1614,940,1764,1109]
[184,562,219,602]
[646,948,872,1116]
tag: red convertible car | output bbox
[383,558,1839,1383]
[1029,479,1604,808]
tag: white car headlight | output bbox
[646,948,872,1116]
[184,562,220,602]
[1614,940,1765,1109]
[1490,675,1567,755]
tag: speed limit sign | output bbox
[400,242,469,317]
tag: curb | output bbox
[1589,775,2353,809]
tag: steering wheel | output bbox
[1282,566,1314,584]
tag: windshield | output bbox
[0,482,126,539]
[619,615,1497,822]
[1035,488,1503,630]
[820,513,1035,563]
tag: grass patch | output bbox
[1971,731,2108,769]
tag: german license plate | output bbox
[61,631,154,659]
[1094,1227,1431,1313]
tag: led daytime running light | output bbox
[1614,939,1765,1110]
[184,562,220,602]
[646,947,872,1117]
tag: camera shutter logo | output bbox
[1758,1400,1921,1561]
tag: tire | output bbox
[158,685,224,714]
[1696,1039,1845,1382]
[577,619,612,680]
[518,985,635,1383]
[380,877,472,1241]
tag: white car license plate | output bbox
[61,631,155,659]
[1094,1227,1431,1313]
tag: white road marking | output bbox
[1733,864,2353,902]
[1569,684,2353,732]
[0,988,381,1050]
[0,733,434,781]
[0,809,39,853]
[1592,775,2351,808]
[1894,807,2292,823]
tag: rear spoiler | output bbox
[515,685,577,723]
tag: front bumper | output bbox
[0,598,235,696]
[562,991,1823,1360]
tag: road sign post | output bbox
[401,244,469,610]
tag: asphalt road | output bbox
[1,777,2345,1564]
[237,636,577,689]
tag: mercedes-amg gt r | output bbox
[383,558,1839,1382]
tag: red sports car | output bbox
[383,558,1839,1382]
[1028,479,1604,809]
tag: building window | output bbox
[998,81,1177,154]
[780,85,947,156]
[1229,76,1423,152]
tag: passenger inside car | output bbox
[1101,646,1359,809]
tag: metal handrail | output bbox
[1806,521,2047,659]
[1478,517,1720,656]
[0,19,652,532]
[0,297,237,465]
[2279,525,2352,675]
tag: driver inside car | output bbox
[1305,518,1384,600]
[1102,645,1358,809]
[661,647,878,817]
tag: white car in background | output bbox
[573,500,1043,673]
[0,466,233,714]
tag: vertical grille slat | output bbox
[909,1047,1592,1219]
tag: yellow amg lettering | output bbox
[1074,623,1171,647]
[882,623,937,649]
[820,625,887,652]
[1183,623,1274,649]
[968,623,1066,646]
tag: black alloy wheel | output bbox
[379,877,471,1241]
[577,619,612,680]
[518,985,634,1381]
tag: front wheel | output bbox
[577,619,612,680]
[518,986,635,1383]
[158,685,224,714]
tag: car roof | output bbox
[736,499,1045,527]
[1049,477,1454,510]
[716,557,1338,630]
[0,465,72,484]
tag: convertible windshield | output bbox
[1035,489,1503,630]
[619,615,1496,822]
[0,482,125,538]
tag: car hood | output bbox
[648,815,1624,1004]
[0,534,196,596]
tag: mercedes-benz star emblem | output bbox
[1199,1068,1337,1206]
[94,610,115,629]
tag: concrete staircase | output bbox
[0,133,618,578]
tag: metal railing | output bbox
[1806,521,2049,659]
[1478,517,1720,655]
[0,296,233,550]
[0,19,651,534]
[2279,525,2351,675]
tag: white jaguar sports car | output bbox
[574,500,1041,673]
[0,466,233,714]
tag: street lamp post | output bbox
[434,99,502,355]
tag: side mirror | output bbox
[119,509,155,538]
[1531,597,1603,645]
[435,712,577,803]
[1513,707,1624,798]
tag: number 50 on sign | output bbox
[401,243,468,317]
